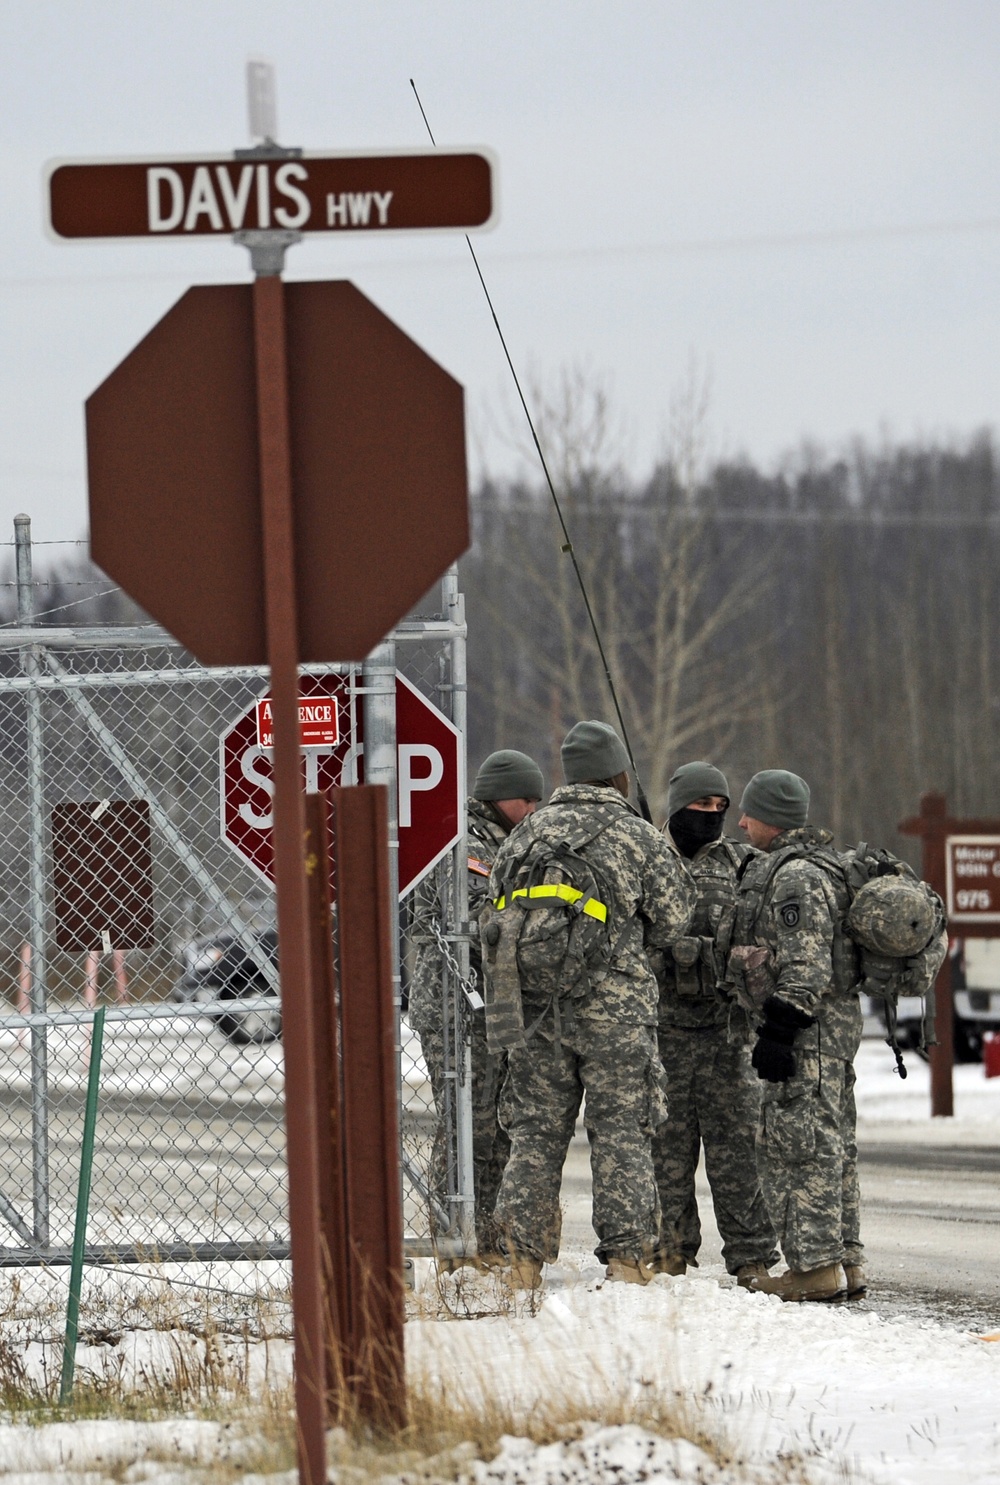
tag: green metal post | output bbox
[59,1005,106,1405]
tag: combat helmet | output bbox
[845,875,937,958]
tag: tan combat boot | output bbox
[477,1251,508,1271]
[747,1262,848,1303]
[605,1257,654,1285]
[844,1263,867,1299]
[735,1262,772,1289]
[649,1253,687,1276]
[436,1255,483,1276]
[505,1256,544,1291]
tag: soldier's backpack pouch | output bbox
[480,808,621,1053]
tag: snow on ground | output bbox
[409,1256,1000,1485]
[1,1035,998,1481]
[3,1256,998,1483]
[855,1032,1000,1141]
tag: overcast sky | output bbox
[3,1,1000,542]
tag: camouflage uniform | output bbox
[489,784,696,1264]
[409,797,512,1252]
[649,837,778,1274]
[730,825,864,1273]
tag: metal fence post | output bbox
[15,515,49,1247]
[362,639,401,1070]
[442,566,475,1249]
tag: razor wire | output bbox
[0,537,473,1330]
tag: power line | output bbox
[5,214,999,294]
[470,496,1000,528]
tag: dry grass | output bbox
[0,1266,858,1484]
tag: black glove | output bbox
[751,995,816,1083]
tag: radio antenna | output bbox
[410,80,652,822]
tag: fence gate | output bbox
[0,527,473,1313]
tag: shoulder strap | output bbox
[720,838,748,871]
[562,801,626,852]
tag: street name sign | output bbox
[222,673,461,897]
[47,149,495,239]
[945,835,1000,923]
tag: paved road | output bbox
[558,1131,1000,1332]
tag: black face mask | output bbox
[669,806,727,858]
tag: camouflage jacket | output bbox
[488,783,696,1027]
[408,798,511,1035]
[730,825,863,1060]
[651,835,755,1032]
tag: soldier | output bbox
[485,721,696,1289]
[649,762,778,1285]
[730,769,864,1303]
[409,749,544,1267]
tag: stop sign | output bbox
[86,280,469,665]
[221,673,461,898]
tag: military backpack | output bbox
[726,838,947,1074]
[478,803,628,1052]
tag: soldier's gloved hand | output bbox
[751,995,816,1083]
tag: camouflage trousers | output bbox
[494,1018,668,1265]
[419,1012,511,1253]
[652,1025,778,1274]
[757,1048,863,1272]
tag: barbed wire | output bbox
[0,586,136,627]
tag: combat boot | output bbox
[735,1262,772,1289]
[477,1251,508,1271]
[505,1257,544,1291]
[649,1253,687,1276]
[844,1263,867,1299]
[436,1255,483,1276]
[605,1257,654,1285]
[747,1262,848,1303]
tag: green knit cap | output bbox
[667,761,730,817]
[561,721,631,784]
[740,769,810,829]
[473,749,544,802]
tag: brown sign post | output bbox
[74,139,485,1483]
[899,791,1000,1118]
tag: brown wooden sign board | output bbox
[898,790,1000,1117]
[86,279,469,666]
[47,149,494,239]
[51,799,153,952]
[945,836,1000,923]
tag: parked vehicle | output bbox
[173,930,280,1045]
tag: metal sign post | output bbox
[252,266,328,1485]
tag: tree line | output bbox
[461,415,1000,862]
[5,410,999,869]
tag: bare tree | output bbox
[467,366,769,818]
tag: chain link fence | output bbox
[0,525,473,1327]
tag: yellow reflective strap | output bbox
[493,883,607,923]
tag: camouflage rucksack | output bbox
[478,804,627,1052]
[727,839,946,1075]
[841,844,948,1069]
